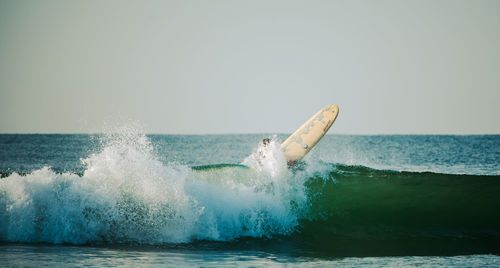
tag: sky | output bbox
[1,0,499,134]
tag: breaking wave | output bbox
[1,129,499,256]
[0,129,306,244]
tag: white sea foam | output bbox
[0,127,306,244]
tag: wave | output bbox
[300,164,500,236]
[1,130,499,256]
[0,131,306,245]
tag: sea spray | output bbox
[241,136,288,178]
[190,136,308,240]
[0,128,307,244]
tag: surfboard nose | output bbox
[326,104,339,116]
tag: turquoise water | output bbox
[1,130,499,266]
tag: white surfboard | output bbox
[281,104,339,164]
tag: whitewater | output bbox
[0,130,308,245]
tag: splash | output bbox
[0,127,307,244]
[241,135,288,178]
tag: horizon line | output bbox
[0,132,499,136]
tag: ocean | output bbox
[1,128,499,267]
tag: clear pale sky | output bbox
[1,0,499,134]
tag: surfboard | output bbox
[195,104,339,171]
[281,104,339,165]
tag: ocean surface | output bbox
[1,128,499,267]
